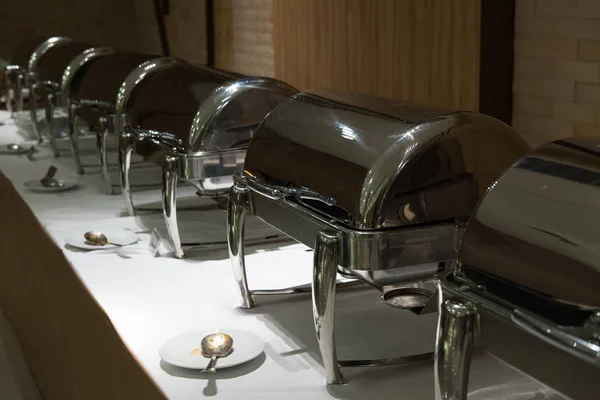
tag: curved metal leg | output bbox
[227,183,253,309]
[68,103,83,173]
[6,72,14,115]
[15,73,24,112]
[29,83,42,143]
[119,132,136,216]
[45,93,59,158]
[312,230,343,385]
[435,298,478,400]
[163,155,183,258]
[96,115,114,194]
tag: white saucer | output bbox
[24,178,79,193]
[159,329,264,370]
[65,229,139,250]
[0,144,33,155]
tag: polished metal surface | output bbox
[60,47,115,96]
[200,333,233,373]
[187,78,298,152]
[243,91,530,231]
[112,56,295,258]
[64,51,159,181]
[2,36,43,114]
[29,39,93,155]
[456,137,600,315]
[164,78,297,258]
[117,58,235,215]
[59,47,114,173]
[96,115,112,193]
[434,298,478,400]
[27,37,72,74]
[438,276,599,400]
[238,176,459,286]
[228,90,531,385]
[228,183,254,309]
[4,66,24,115]
[83,231,121,246]
[162,154,182,257]
[437,137,600,399]
[312,230,344,384]
[27,37,71,142]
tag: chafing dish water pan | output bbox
[117,58,297,257]
[227,91,531,384]
[436,137,600,400]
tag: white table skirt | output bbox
[0,112,565,399]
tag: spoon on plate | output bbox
[84,231,124,247]
[40,166,64,187]
[201,333,234,373]
[5,143,32,154]
[6,144,22,151]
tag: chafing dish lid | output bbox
[36,42,92,83]
[127,63,237,140]
[243,90,530,231]
[10,37,47,68]
[75,52,158,104]
[188,78,298,152]
[456,137,600,319]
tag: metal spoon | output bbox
[40,165,64,187]
[200,333,234,373]
[84,231,123,247]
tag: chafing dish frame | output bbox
[54,46,116,173]
[435,138,600,400]
[161,77,298,258]
[4,37,65,117]
[4,65,25,115]
[226,92,534,384]
[27,36,72,145]
[116,57,189,205]
[117,65,298,256]
[228,173,463,384]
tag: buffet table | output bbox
[0,111,564,399]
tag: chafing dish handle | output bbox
[511,309,600,365]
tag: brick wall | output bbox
[229,0,274,77]
[514,0,600,147]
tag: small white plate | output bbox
[65,229,139,250]
[24,178,79,193]
[0,144,33,155]
[159,329,264,370]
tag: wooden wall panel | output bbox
[273,0,482,111]
[213,0,233,70]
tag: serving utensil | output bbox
[200,333,234,373]
[40,165,63,187]
[83,231,123,247]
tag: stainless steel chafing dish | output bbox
[3,37,47,115]
[436,137,600,400]
[28,38,93,155]
[117,58,297,257]
[227,90,531,384]
[59,49,157,180]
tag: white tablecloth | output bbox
[0,112,565,399]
